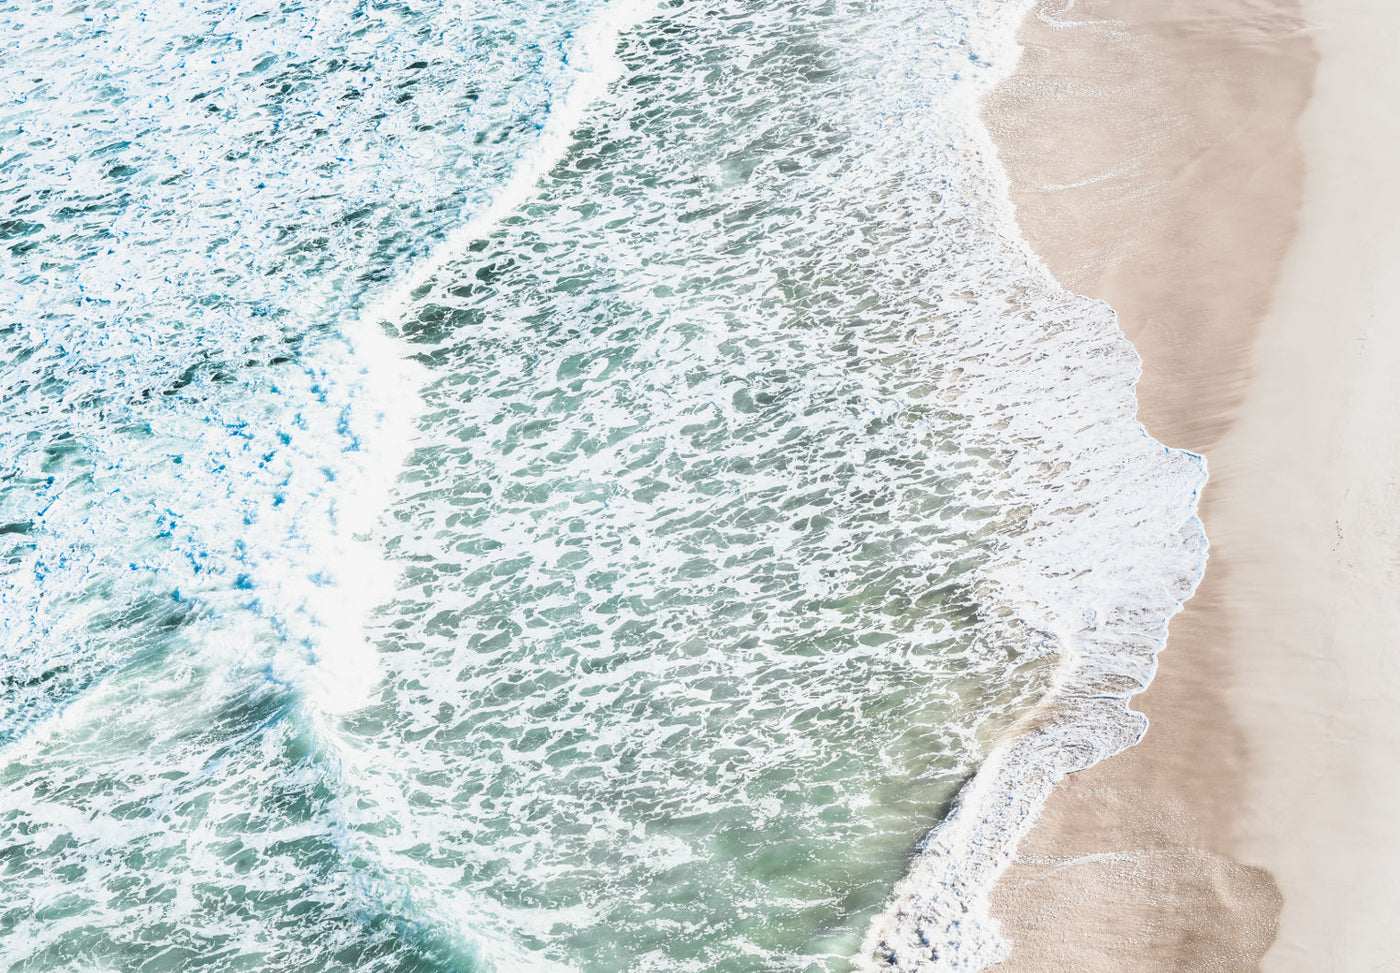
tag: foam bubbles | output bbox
[0,0,1204,970]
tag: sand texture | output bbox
[1209,1,1400,964]
[975,0,1389,967]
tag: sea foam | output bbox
[0,0,1206,969]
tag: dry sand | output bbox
[981,0,1400,968]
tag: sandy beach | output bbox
[982,0,1400,968]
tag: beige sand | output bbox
[982,0,1400,968]
[1214,1,1400,964]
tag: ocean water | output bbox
[0,1,1205,971]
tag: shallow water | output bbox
[0,1,1203,970]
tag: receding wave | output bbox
[0,0,1204,970]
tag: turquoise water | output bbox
[0,0,1204,970]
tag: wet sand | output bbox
[983,0,1400,967]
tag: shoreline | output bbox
[981,0,1313,966]
[856,1,1215,964]
[983,0,1400,967]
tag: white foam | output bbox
[0,0,1210,968]
[291,0,662,712]
[853,2,1211,967]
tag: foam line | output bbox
[295,0,661,714]
[352,0,661,348]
